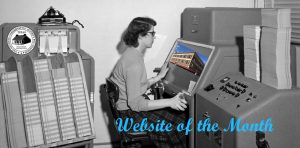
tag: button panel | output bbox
[210,75,259,103]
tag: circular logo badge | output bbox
[7,26,36,54]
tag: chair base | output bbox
[121,139,155,148]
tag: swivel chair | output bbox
[105,78,150,148]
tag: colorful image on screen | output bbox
[169,43,208,76]
[162,39,214,95]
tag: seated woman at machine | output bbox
[109,17,188,148]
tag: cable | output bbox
[71,20,84,28]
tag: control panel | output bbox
[201,72,275,112]
[195,72,300,148]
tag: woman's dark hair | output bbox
[123,17,156,47]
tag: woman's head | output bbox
[123,17,157,48]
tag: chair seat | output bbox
[127,131,147,136]
[123,132,149,143]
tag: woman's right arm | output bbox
[126,63,187,112]
[146,93,188,111]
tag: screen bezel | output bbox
[162,38,215,96]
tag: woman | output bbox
[110,17,187,148]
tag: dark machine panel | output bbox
[196,72,300,148]
[181,8,261,45]
[180,8,263,148]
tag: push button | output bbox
[204,84,215,92]
[220,77,230,83]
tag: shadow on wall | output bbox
[99,84,121,147]
[97,28,126,147]
[116,29,127,55]
[115,28,149,55]
[105,29,127,83]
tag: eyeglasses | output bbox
[147,31,156,36]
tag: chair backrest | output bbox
[105,78,149,144]
[105,78,120,119]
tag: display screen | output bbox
[162,39,214,95]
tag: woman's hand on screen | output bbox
[158,63,169,79]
